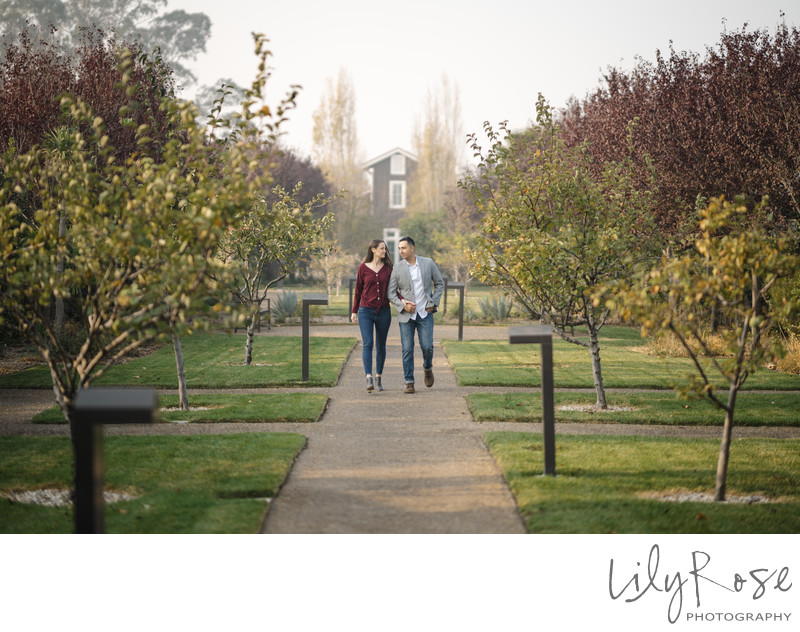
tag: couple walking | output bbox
[350,236,444,394]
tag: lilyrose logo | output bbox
[608,544,793,624]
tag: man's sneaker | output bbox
[404,382,415,394]
[424,370,434,387]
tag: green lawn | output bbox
[468,391,800,426]
[0,433,306,533]
[442,326,800,390]
[485,432,800,533]
[32,393,329,424]
[0,332,356,388]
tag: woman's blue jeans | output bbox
[358,306,391,375]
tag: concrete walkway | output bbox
[261,335,525,533]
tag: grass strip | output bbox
[484,432,800,533]
[0,333,356,388]
[0,433,306,533]
[468,391,800,426]
[442,329,800,390]
[32,393,329,424]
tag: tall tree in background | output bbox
[312,68,362,191]
[311,68,376,253]
[408,73,463,216]
[0,0,210,87]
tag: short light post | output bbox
[302,293,329,381]
[509,325,556,476]
[72,388,157,533]
[448,282,466,341]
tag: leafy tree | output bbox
[559,17,800,231]
[463,96,660,409]
[311,68,371,253]
[216,184,335,366]
[608,196,799,500]
[0,35,285,430]
[399,210,446,259]
[1,25,174,159]
[0,0,210,87]
[434,174,481,284]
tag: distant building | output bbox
[363,147,417,262]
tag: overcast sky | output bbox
[170,0,793,165]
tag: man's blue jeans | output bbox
[358,306,391,375]
[398,313,434,384]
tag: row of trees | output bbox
[0,30,334,424]
[462,20,800,501]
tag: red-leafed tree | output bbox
[1,25,174,162]
[559,16,800,232]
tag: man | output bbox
[387,236,444,394]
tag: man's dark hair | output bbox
[399,236,415,247]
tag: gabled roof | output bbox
[362,147,418,170]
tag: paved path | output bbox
[261,337,525,533]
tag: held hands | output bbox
[402,299,416,313]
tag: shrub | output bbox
[774,334,800,375]
[272,290,299,322]
[642,330,730,358]
[477,294,514,321]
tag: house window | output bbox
[390,154,406,175]
[389,181,406,209]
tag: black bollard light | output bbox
[72,388,157,533]
[448,282,466,341]
[509,326,556,476]
[302,293,329,381]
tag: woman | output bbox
[351,239,393,392]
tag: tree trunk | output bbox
[172,334,189,411]
[710,298,720,332]
[244,313,257,365]
[54,213,67,334]
[588,328,608,410]
[714,387,737,501]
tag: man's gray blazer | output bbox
[388,256,445,324]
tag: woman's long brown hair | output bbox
[363,239,393,267]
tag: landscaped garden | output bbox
[0,331,357,533]
[0,433,306,533]
[0,332,356,389]
[484,432,800,533]
[443,325,800,533]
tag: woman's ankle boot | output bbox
[375,376,383,392]
[366,376,374,391]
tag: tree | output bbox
[217,184,335,366]
[311,68,371,253]
[0,34,287,430]
[408,73,463,216]
[559,17,800,232]
[434,173,481,283]
[1,25,174,160]
[608,196,799,500]
[463,96,660,409]
[0,0,210,88]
